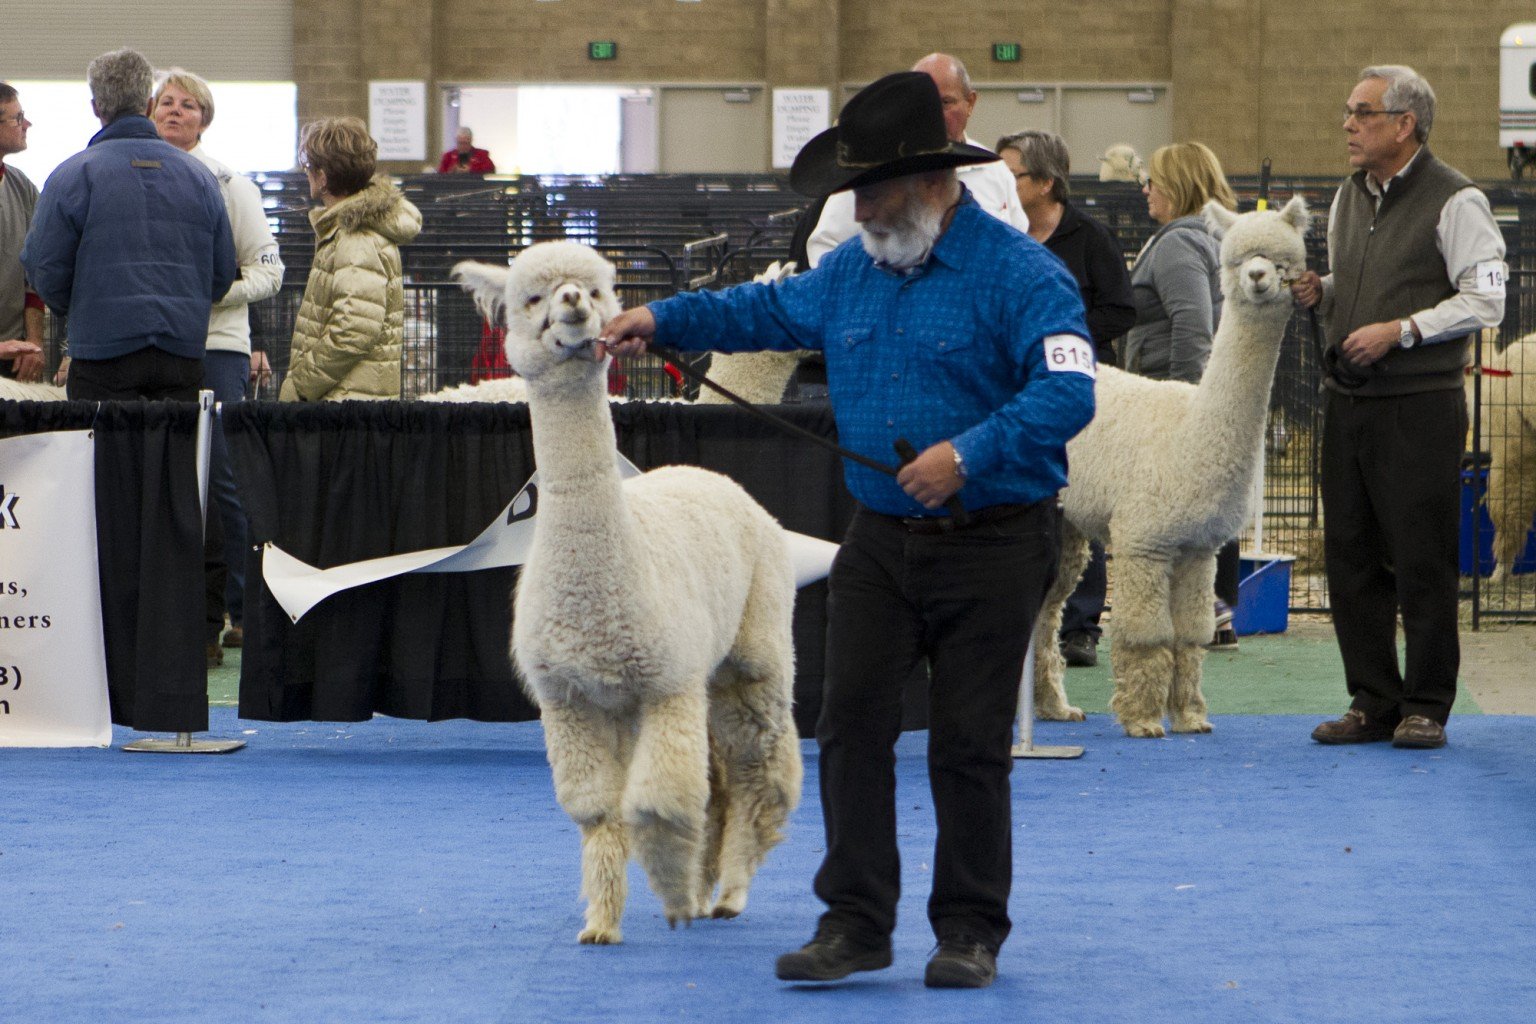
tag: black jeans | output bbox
[66,347,203,402]
[1321,388,1465,725]
[813,500,1058,950]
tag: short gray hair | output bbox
[1361,64,1435,143]
[997,129,1071,203]
[88,48,155,123]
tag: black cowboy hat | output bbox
[789,71,1000,199]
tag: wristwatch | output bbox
[1398,319,1418,349]
[952,446,968,480]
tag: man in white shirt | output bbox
[803,53,1029,268]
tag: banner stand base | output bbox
[1010,741,1085,759]
[1012,638,1087,761]
[123,731,246,755]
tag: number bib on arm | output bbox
[1043,334,1097,377]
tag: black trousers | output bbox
[814,500,1058,950]
[1321,388,1465,725]
[1059,538,1107,641]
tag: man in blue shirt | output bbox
[22,48,235,401]
[601,72,1095,989]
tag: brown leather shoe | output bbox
[1311,708,1393,744]
[222,625,244,649]
[1392,715,1447,749]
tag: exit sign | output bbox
[588,41,617,61]
[992,42,1021,63]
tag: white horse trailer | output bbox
[1502,23,1536,178]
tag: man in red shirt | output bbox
[437,127,495,174]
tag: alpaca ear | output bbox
[453,261,511,326]
[1278,194,1312,234]
[1202,200,1239,239]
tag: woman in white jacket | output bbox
[152,68,285,655]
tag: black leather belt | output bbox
[896,502,1030,535]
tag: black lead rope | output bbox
[649,345,969,524]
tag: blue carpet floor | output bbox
[3,709,1533,1024]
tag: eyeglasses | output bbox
[1012,170,1035,181]
[0,112,27,127]
[1342,106,1407,123]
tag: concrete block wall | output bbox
[292,0,1536,179]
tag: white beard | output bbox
[860,194,946,270]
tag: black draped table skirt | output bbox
[224,400,857,734]
[1,400,208,733]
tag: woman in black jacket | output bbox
[999,130,1135,668]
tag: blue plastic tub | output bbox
[1234,552,1294,636]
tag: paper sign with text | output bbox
[0,431,111,747]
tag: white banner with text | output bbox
[0,430,112,747]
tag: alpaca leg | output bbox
[1106,550,1174,737]
[1029,523,1090,722]
[540,702,633,944]
[1488,421,1536,578]
[625,688,712,927]
[697,739,728,914]
[707,660,803,918]
[1168,553,1215,733]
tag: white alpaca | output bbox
[0,377,67,402]
[1030,196,1311,737]
[453,241,802,944]
[1475,332,1536,580]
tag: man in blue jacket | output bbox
[600,72,1095,990]
[22,48,236,400]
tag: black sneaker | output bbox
[775,928,893,982]
[924,934,998,989]
[1060,632,1098,668]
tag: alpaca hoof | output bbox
[711,891,746,919]
[1171,716,1213,734]
[578,925,622,945]
[1037,704,1086,722]
[1121,720,1166,738]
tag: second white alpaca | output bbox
[1030,196,1310,737]
[453,242,802,944]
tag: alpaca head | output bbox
[1202,195,1310,307]
[453,242,623,381]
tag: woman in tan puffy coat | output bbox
[280,117,421,401]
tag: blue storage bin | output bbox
[1235,552,1294,636]
[1459,466,1536,577]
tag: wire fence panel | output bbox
[34,171,1536,622]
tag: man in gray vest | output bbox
[1292,65,1506,750]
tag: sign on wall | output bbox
[0,431,111,747]
[369,80,427,161]
[772,88,830,169]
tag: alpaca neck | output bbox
[524,366,628,525]
[1183,299,1290,477]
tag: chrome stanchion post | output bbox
[123,391,245,755]
[1012,637,1084,760]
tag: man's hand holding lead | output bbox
[597,306,657,359]
[897,441,965,510]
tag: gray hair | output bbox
[997,129,1071,203]
[914,52,972,95]
[88,48,155,123]
[1361,64,1435,143]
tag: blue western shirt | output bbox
[649,188,1095,516]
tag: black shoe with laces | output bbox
[1060,632,1098,668]
[924,935,998,989]
[775,927,893,982]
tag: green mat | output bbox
[1055,629,1482,716]
[204,628,1484,716]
